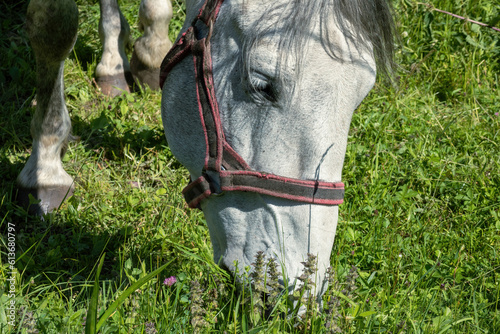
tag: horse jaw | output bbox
[162,0,376,297]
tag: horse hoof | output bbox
[16,185,75,215]
[96,71,136,96]
[130,49,161,90]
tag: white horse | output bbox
[18,0,172,214]
[20,0,395,300]
[161,0,394,297]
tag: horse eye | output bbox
[248,72,279,103]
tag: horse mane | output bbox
[328,0,396,77]
[241,0,396,81]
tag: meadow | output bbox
[0,0,499,332]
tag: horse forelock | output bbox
[239,0,395,85]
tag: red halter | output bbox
[160,0,344,208]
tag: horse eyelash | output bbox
[248,74,280,104]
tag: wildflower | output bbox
[298,253,318,288]
[495,112,499,116]
[342,266,358,298]
[18,307,38,334]
[129,181,141,188]
[250,251,266,317]
[190,280,209,333]
[145,321,158,334]
[266,257,281,309]
[324,267,342,333]
[163,276,176,286]
[294,253,319,330]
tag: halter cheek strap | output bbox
[160,0,344,209]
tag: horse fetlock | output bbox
[17,152,74,215]
[130,47,164,90]
[130,0,173,90]
[130,31,172,89]
[18,146,74,188]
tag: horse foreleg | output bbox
[96,0,135,96]
[17,0,79,215]
[130,0,173,90]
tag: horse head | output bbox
[161,0,394,297]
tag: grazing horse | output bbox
[20,0,395,300]
[18,0,172,214]
[161,0,394,297]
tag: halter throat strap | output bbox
[160,0,345,209]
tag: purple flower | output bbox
[495,112,499,116]
[163,276,176,286]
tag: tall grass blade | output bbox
[95,259,174,331]
[437,317,473,334]
[85,253,106,334]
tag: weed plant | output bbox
[1,0,499,333]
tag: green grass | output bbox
[1,0,499,333]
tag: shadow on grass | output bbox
[71,112,168,157]
[0,5,193,323]
[2,182,128,285]
[1,103,171,292]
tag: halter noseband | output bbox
[160,0,344,208]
